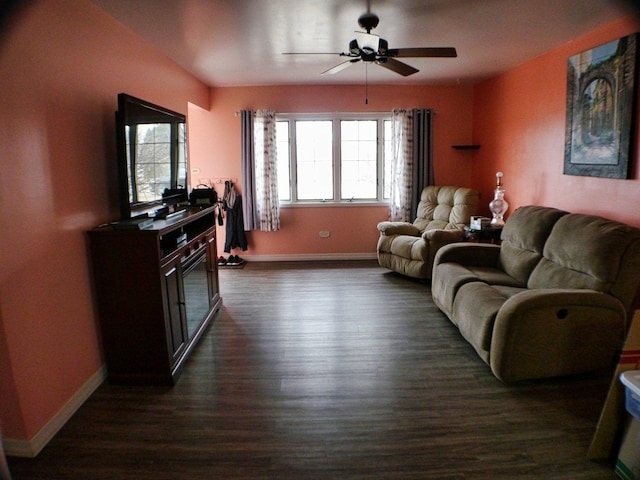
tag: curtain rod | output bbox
[233,110,407,116]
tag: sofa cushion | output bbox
[465,267,525,287]
[432,243,510,318]
[452,283,527,362]
[528,213,640,309]
[431,263,484,319]
[497,206,568,284]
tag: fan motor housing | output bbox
[358,13,379,32]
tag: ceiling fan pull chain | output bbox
[365,63,369,105]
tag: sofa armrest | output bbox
[433,242,501,268]
[423,229,466,253]
[423,229,465,242]
[490,289,626,383]
[377,221,421,236]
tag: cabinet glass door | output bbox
[163,263,188,360]
[182,251,211,339]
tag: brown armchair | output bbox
[377,185,480,280]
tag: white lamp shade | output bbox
[355,32,380,53]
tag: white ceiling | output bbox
[89,0,636,87]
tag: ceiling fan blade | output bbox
[376,57,418,76]
[282,52,341,55]
[386,47,457,58]
[321,59,360,75]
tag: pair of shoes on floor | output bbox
[218,255,245,266]
[226,255,244,266]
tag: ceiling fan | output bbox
[283,12,457,77]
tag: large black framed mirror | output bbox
[115,93,189,219]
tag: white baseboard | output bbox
[4,366,106,458]
[230,252,378,262]
[4,256,378,458]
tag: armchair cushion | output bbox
[414,186,479,231]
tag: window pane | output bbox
[383,120,392,199]
[276,121,291,201]
[340,120,377,199]
[296,120,333,200]
[178,123,187,188]
[134,123,171,201]
[341,120,359,140]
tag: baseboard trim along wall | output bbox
[4,366,107,458]
[4,255,376,458]
[228,253,378,262]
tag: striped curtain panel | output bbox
[240,109,281,231]
[253,109,280,232]
[389,108,414,222]
[388,108,434,222]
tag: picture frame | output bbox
[563,33,637,179]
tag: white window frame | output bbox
[276,113,391,207]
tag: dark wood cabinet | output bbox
[88,207,222,384]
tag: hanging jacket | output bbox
[223,180,237,210]
[223,182,248,252]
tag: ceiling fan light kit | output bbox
[355,31,380,54]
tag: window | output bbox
[276,114,391,204]
[341,120,377,200]
[296,120,333,200]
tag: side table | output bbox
[465,225,503,244]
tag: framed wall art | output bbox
[563,33,637,179]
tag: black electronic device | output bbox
[189,184,218,207]
[115,93,189,219]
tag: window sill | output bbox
[280,201,388,208]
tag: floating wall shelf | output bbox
[452,145,481,150]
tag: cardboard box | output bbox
[588,311,640,460]
[615,418,640,480]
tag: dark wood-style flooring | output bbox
[8,260,619,479]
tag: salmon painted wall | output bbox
[0,0,209,449]
[472,16,640,226]
[190,85,475,258]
